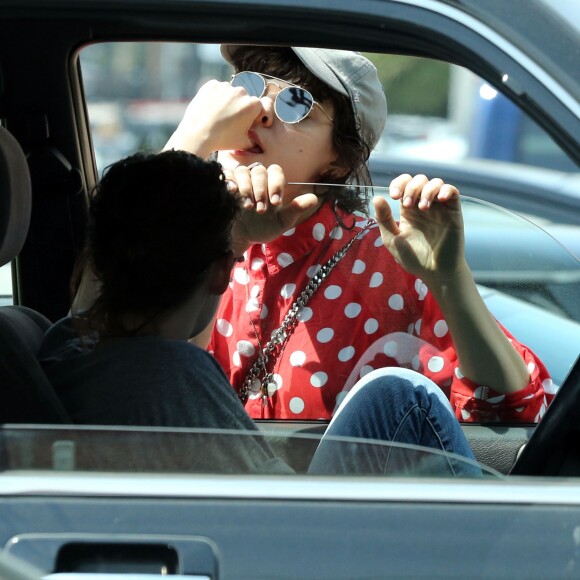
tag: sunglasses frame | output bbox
[230,71,334,125]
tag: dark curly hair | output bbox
[229,47,373,217]
[78,150,239,337]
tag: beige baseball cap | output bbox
[221,45,387,151]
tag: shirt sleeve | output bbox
[416,290,554,424]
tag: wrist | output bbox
[163,124,215,159]
[423,260,473,301]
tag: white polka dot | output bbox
[232,351,241,367]
[427,356,445,373]
[535,403,547,422]
[383,341,398,358]
[527,362,537,375]
[310,372,328,387]
[267,374,283,395]
[411,355,421,371]
[407,323,414,334]
[281,283,296,299]
[330,227,343,240]
[290,397,305,414]
[370,272,383,288]
[245,297,260,312]
[250,285,260,298]
[261,244,267,254]
[260,304,268,319]
[317,328,334,343]
[414,319,422,335]
[461,409,471,420]
[233,268,249,285]
[324,285,342,299]
[360,365,374,378]
[344,303,361,318]
[307,264,321,278]
[415,279,428,300]
[283,227,296,237]
[388,294,404,310]
[364,318,379,334]
[297,307,313,322]
[313,223,325,241]
[290,351,306,367]
[352,260,366,274]
[455,367,464,379]
[237,340,255,357]
[338,346,355,362]
[473,386,486,400]
[335,391,348,408]
[434,320,448,337]
[251,258,264,270]
[515,407,525,413]
[277,253,294,267]
[216,319,233,337]
[542,378,558,395]
[487,394,505,404]
[374,235,384,247]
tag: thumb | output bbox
[278,193,319,231]
[373,196,399,244]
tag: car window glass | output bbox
[0,263,12,306]
[1,425,498,478]
[78,42,580,425]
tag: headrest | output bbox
[0,126,31,268]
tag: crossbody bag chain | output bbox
[240,224,371,406]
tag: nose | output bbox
[255,93,275,127]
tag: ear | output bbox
[321,159,349,181]
[208,251,235,295]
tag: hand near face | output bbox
[164,80,262,158]
[225,163,319,254]
[373,174,467,284]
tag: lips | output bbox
[247,131,264,154]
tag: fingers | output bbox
[280,193,319,230]
[373,196,399,239]
[165,80,263,155]
[226,163,285,212]
[389,174,460,210]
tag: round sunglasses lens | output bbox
[276,87,314,123]
[231,72,265,98]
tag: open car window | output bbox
[1,425,496,478]
[78,42,580,425]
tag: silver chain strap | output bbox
[240,226,369,405]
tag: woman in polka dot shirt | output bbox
[165,45,553,424]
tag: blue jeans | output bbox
[308,368,481,477]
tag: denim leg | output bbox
[308,367,481,477]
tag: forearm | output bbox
[163,124,215,159]
[427,263,529,394]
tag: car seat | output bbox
[0,125,70,423]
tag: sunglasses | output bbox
[230,71,334,125]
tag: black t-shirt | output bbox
[39,318,293,474]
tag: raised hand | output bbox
[224,163,320,255]
[164,80,263,158]
[373,174,467,283]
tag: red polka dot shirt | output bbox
[209,202,554,421]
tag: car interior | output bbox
[0,3,578,579]
[0,3,577,479]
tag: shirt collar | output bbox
[260,201,354,276]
